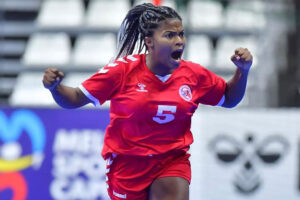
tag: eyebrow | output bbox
[164,30,184,34]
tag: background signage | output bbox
[1,107,300,200]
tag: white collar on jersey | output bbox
[155,74,171,83]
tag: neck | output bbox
[145,54,173,76]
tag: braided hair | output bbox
[116,3,182,59]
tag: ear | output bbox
[144,36,153,50]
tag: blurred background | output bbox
[0,0,298,108]
[0,0,300,200]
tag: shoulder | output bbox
[180,59,224,85]
[112,54,143,68]
[101,54,143,74]
[180,59,213,77]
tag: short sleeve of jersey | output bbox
[192,63,226,106]
[79,62,124,107]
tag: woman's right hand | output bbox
[43,68,64,91]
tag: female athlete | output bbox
[43,3,253,200]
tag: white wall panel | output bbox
[190,108,300,200]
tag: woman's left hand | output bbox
[231,48,253,72]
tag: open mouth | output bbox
[171,50,183,61]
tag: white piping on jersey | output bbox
[102,55,137,72]
[216,95,225,106]
[113,191,127,199]
[107,63,118,67]
[98,68,109,74]
[117,57,128,63]
[127,55,138,61]
[155,74,171,83]
[106,157,114,166]
[78,84,100,108]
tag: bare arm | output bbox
[43,68,92,109]
[222,48,253,108]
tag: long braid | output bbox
[116,3,181,59]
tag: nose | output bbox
[175,36,185,47]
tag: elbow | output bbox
[222,103,238,109]
[56,102,82,109]
[221,99,241,108]
[221,93,244,108]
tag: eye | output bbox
[165,32,175,39]
[179,31,184,38]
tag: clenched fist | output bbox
[43,68,64,91]
[231,48,253,72]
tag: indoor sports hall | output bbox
[0,0,299,199]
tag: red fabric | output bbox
[152,0,162,5]
[81,54,226,159]
[106,150,191,200]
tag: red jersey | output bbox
[80,54,226,158]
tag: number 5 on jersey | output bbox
[153,105,177,124]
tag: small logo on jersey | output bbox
[179,85,192,101]
[136,83,148,92]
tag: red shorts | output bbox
[105,150,191,200]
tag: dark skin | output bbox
[144,18,253,109]
[43,19,252,109]
[43,18,252,200]
[149,177,189,200]
[43,68,91,108]
[145,19,185,76]
[144,19,252,200]
[144,19,190,200]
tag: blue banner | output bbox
[0,108,110,200]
